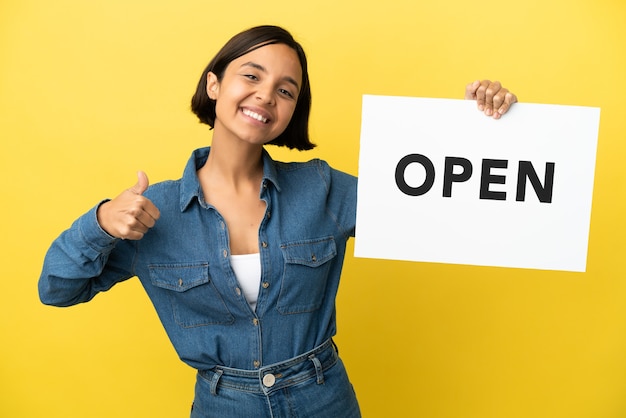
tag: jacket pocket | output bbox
[149,263,234,328]
[277,237,337,314]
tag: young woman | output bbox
[39,25,517,418]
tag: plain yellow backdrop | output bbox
[2,0,625,417]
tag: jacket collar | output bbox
[179,147,281,212]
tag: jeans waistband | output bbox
[198,339,338,395]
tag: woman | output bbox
[39,25,517,417]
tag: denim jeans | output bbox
[190,340,361,418]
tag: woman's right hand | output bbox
[96,171,160,240]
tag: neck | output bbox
[200,138,264,190]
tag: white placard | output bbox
[354,95,600,272]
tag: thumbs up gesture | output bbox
[97,171,161,240]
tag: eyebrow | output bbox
[241,61,300,91]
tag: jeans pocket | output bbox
[277,237,337,314]
[149,262,234,327]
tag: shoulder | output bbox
[274,158,354,179]
[272,158,356,194]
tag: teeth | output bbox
[243,109,268,123]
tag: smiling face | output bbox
[206,43,303,147]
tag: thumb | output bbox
[129,170,149,195]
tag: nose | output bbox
[256,83,275,105]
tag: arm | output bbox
[38,172,160,306]
[38,204,133,306]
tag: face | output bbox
[206,43,303,147]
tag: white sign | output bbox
[354,95,601,272]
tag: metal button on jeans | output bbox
[262,373,276,387]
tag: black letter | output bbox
[516,161,555,203]
[443,157,473,198]
[395,154,435,196]
[480,159,508,201]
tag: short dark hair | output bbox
[191,25,314,150]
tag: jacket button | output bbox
[262,282,270,289]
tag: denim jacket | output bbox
[39,147,357,371]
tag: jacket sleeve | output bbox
[322,162,358,239]
[38,202,136,307]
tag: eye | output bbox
[278,88,295,99]
[243,74,258,81]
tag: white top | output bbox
[229,253,261,311]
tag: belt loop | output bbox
[308,354,324,385]
[210,369,223,396]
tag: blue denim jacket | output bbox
[39,147,357,371]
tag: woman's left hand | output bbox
[465,80,517,119]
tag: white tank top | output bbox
[229,253,261,311]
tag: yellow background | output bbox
[2,0,625,417]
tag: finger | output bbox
[118,209,152,240]
[474,80,490,111]
[483,80,502,116]
[492,87,508,113]
[127,183,160,231]
[120,228,146,241]
[116,195,160,240]
[116,221,147,241]
[124,193,160,228]
[143,200,161,223]
[496,91,518,116]
[134,203,160,228]
[464,80,481,100]
[129,171,149,195]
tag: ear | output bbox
[206,72,219,100]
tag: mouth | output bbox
[242,108,269,124]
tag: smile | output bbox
[242,108,269,124]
